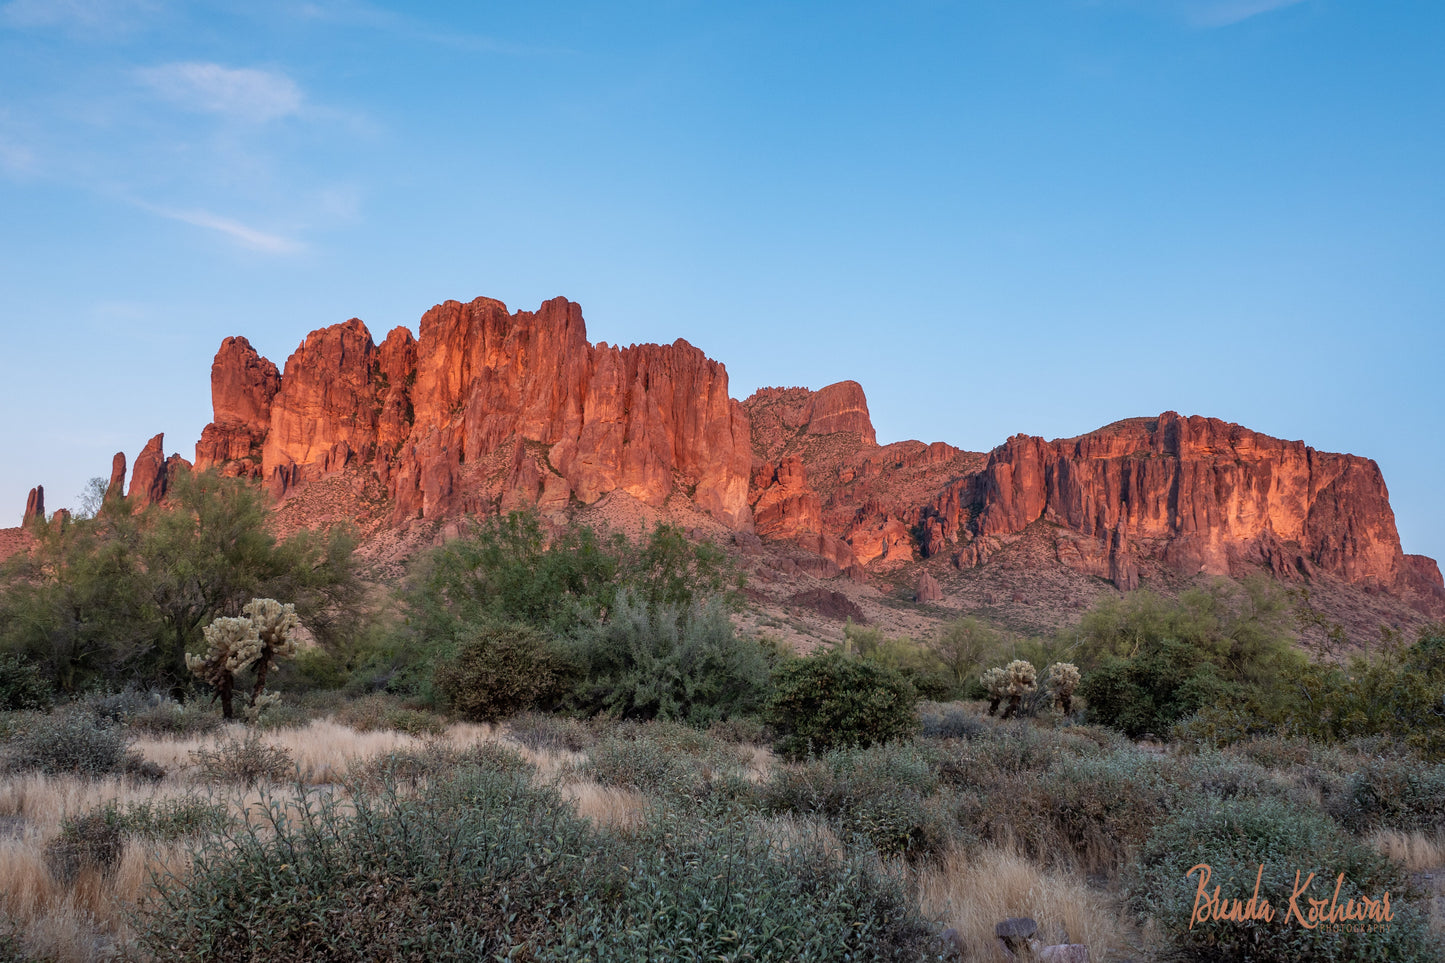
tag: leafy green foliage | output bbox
[0,710,153,779]
[843,621,954,699]
[566,591,773,725]
[1127,796,1437,963]
[433,621,566,722]
[136,765,933,963]
[927,616,1006,692]
[0,472,359,696]
[765,650,917,758]
[405,511,740,642]
[1080,637,1240,738]
[0,653,50,711]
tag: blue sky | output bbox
[2,1,1442,561]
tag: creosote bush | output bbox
[433,621,564,722]
[765,650,917,758]
[190,731,294,788]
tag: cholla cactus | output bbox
[1001,660,1037,719]
[981,666,1009,716]
[1046,662,1081,715]
[188,599,301,721]
[188,617,261,720]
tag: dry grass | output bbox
[0,836,189,963]
[561,780,647,831]
[1369,828,1445,873]
[914,844,1135,961]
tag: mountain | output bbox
[11,294,1444,636]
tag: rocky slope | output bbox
[12,293,1442,631]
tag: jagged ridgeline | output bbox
[12,294,1443,622]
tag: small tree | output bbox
[187,599,299,720]
[765,649,917,758]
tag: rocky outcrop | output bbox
[751,456,822,540]
[128,434,169,509]
[171,293,1439,616]
[804,381,876,444]
[22,486,43,526]
[194,296,754,530]
[926,412,1437,600]
[106,453,126,500]
[914,572,942,603]
[194,336,281,476]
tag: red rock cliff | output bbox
[922,413,1442,605]
[195,296,753,530]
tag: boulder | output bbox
[914,572,943,603]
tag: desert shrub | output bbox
[0,654,52,711]
[126,698,225,736]
[137,766,933,963]
[918,702,990,740]
[348,741,533,793]
[44,812,124,884]
[1330,757,1445,833]
[566,591,773,725]
[190,732,293,788]
[953,750,1171,875]
[1127,795,1437,962]
[707,714,769,745]
[1169,751,1314,808]
[135,768,598,961]
[583,727,751,801]
[760,743,953,859]
[765,650,917,758]
[434,621,565,722]
[506,712,596,752]
[332,693,448,736]
[0,710,152,779]
[551,804,935,961]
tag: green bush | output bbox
[135,766,933,962]
[332,693,447,735]
[434,621,565,722]
[1127,795,1437,962]
[1080,637,1241,738]
[1330,757,1445,833]
[0,710,154,779]
[566,591,773,725]
[765,650,917,758]
[760,743,953,859]
[44,812,124,884]
[0,653,51,711]
[126,698,225,737]
[583,726,752,800]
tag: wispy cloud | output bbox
[1184,0,1308,28]
[142,203,305,253]
[0,0,158,34]
[135,62,303,123]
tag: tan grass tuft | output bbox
[915,844,1131,960]
[1368,829,1445,873]
[562,780,647,831]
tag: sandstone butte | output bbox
[14,294,1445,618]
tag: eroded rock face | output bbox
[804,381,877,444]
[177,294,1440,614]
[22,486,43,526]
[194,296,754,530]
[128,434,169,509]
[106,453,126,499]
[934,412,1429,595]
[195,336,282,476]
